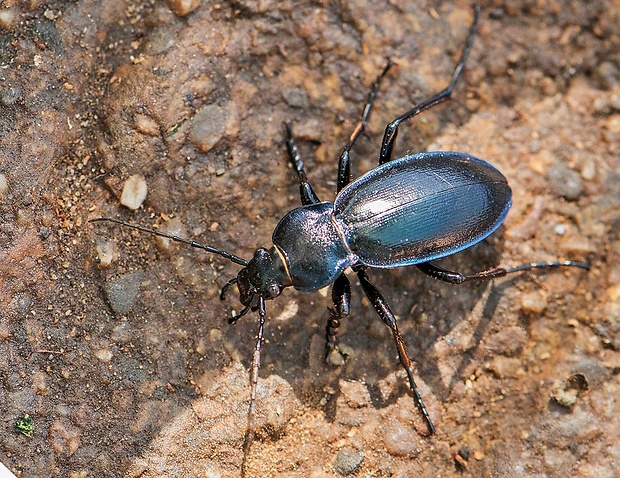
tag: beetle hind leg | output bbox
[355,267,436,436]
[416,260,589,285]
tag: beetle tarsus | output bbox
[324,311,341,365]
[504,260,591,274]
[416,260,590,285]
[228,304,251,324]
[378,5,480,164]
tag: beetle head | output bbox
[237,247,291,306]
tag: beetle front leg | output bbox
[355,267,436,436]
[285,124,321,206]
[326,274,352,364]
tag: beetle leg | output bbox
[326,274,352,364]
[220,277,238,300]
[416,261,490,284]
[378,6,480,164]
[355,268,436,436]
[227,303,252,324]
[241,296,267,476]
[284,124,321,205]
[417,260,590,285]
[337,61,393,192]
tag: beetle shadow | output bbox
[415,277,516,404]
[316,233,512,413]
[222,227,528,434]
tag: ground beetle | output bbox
[91,5,588,452]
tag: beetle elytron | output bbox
[91,5,588,446]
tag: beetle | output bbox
[91,5,588,450]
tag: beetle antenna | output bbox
[89,217,249,266]
[241,296,266,477]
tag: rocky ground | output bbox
[1,1,618,477]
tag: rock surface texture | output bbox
[0,1,617,477]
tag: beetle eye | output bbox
[267,284,281,299]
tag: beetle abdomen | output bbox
[333,152,512,268]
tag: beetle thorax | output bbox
[237,247,292,306]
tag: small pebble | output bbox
[595,61,619,90]
[188,103,229,153]
[488,356,523,379]
[520,290,548,315]
[547,164,583,200]
[31,371,48,395]
[0,322,9,340]
[339,380,371,409]
[1,86,21,106]
[94,348,113,363]
[16,208,32,226]
[327,344,353,367]
[282,87,309,108]
[505,197,544,240]
[274,301,298,322]
[95,240,118,267]
[580,159,596,181]
[0,173,8,196]
[134,114,160,136]
[551,386,579,407]
[120,174,148,210]
[166,0,201,17]
[383,420,420,456]
[103,271,144,315]
[17,294,33,312]
[155,217,186,252]
[484,326,527,356]
[333,447,364,475]
[48,419,81,455]
[0,8,18,30]
[543,448,575,470]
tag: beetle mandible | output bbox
[91,5,588,445]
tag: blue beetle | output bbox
[271,151,511,293]
[91,6,588,441]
